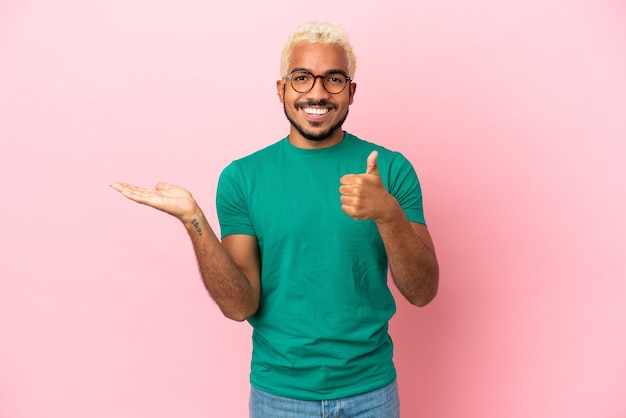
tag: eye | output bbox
[325,73,347,85]
[292,72,313,83]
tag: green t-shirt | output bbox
[216,132,425,400]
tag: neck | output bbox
[288,128,345,149]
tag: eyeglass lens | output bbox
[289,71,349,94]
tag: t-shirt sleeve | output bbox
[216,162,257,239]
[387,153,426,225]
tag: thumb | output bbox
[365,150,379,175]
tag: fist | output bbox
[339,151,392,221]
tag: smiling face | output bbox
[277,42,357,149]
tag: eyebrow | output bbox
[289,68,349,76]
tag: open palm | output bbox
[109,181,197,221]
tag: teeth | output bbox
[303,107,329,115]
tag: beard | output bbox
[283,100,349,142]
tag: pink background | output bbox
[1,0,625,417]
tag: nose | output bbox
[307,75,331,98]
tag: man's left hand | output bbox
[339,150,394,221]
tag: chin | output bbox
[301,128,337,142]
[285,106,348,143]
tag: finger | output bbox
[365,150,379,175]
[341,174,366,185]
[109,182,153,203]
[340,184,363,200]
[341,204,364,220]
[339,194,353,205]
[109,181,126,192]
[340,174,358,185]
[341,204,355,217]
[339,184,354,196]
[109,181,143,196]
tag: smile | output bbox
[302,107,330,115]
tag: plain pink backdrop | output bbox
[1,0,625,417]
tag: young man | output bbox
[111,21,438,418]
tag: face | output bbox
[277,42,357,148]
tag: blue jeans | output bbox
[249,380,400,418]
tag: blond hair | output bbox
[280,21,356,78]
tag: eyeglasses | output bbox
[285,70,351,94]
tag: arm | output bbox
[109,181,260,321]
[339,152,439,307]
[374,207,439,307]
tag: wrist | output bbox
[181,205,208,237]
[179,201,203,225]
[375,195,403,224]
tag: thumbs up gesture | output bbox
[339,150,393,221]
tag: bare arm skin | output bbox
[109,181,261,321]
[339,152,439,307]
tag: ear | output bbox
[349,81,357,105]
[276,79,285,103]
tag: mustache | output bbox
[295,100,337,109]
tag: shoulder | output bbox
[221,138,285,175]
[344,132,413,169]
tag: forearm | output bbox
[376,201,439,307]
[182,207,259,321]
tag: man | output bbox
[110,21,438,418]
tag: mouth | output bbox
[302,107,330,116]
[297,101,335,120]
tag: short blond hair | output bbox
[280,21,356,78]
